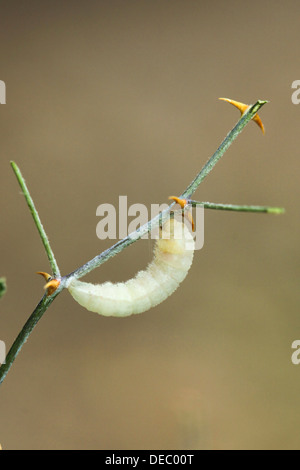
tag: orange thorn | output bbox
[219,97,265,134]
[36,271,52,282]
[44,279,61,296]
[169,196,195,231]
[169,195,188,209]
[37,272,60,295]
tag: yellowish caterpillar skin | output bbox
[67,218,194,317]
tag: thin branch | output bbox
[65,209,172,281]
[67,100,268,282]
[181,100,268,198]
[10,161,60,277]
[0,290,61,386]
[188,200,285,214]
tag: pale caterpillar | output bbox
[67,217,194,317]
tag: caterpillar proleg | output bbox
[67,218,194,317]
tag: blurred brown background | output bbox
[0,0,299,450]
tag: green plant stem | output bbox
[0,100,271,387]
[66,209,171,280]
[68,100,267,281]
[0,291,61,386]
[10,161,60,277]
[188,200,285,214]
[181,101,267,198]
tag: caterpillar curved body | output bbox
[67,218,194,317]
